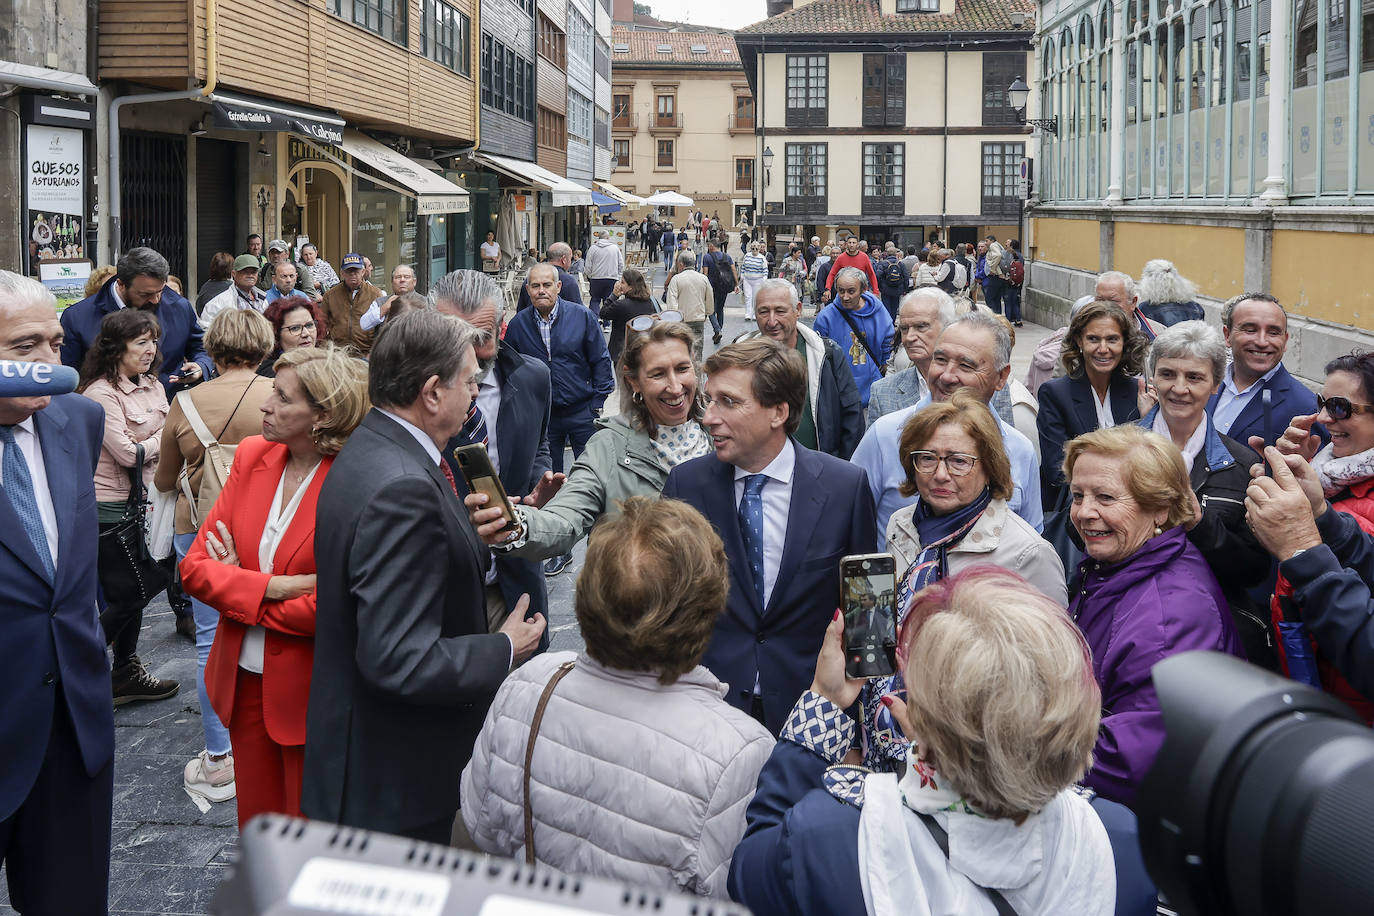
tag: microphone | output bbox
[0,361,80,398]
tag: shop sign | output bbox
[25,124,86,273]
[289,138,333,166]
[212,98,344,146]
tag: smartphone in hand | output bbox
[840,553,898,679]
[453,444,519,532]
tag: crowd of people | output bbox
[5,223,1374,916]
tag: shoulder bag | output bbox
[836,307,889,377]
[177,378,258,529]
[97,444,170,608]
[522,660,576,865]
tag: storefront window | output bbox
[354,178,419,284]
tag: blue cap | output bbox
[341,253,364,270]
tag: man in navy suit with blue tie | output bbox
[1208,293,1327,449]
[663,339,876,733]
[0,271,114,913]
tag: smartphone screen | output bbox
[841,553,898,679]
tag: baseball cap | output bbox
[233,254,261,272]
[268,239,289,253]
[341,253,365,270]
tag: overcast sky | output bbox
[649,0,767,29]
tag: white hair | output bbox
[901,287,957,328]
[1138,259,1198,305]
[0,270,56,317]
[1096,270,1137,301]
[754,278,799,308]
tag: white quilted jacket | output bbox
[460,651,774,898]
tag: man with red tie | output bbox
[304,309,545,844]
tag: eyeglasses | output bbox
[283,321,317,335]
[702,393,751,411]
[909,450,980,476]
[1317,394,1374,420]
[628,310,684,332]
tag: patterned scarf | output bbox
[861,488,993,771]
[1312,441,1374,499]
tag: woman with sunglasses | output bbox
[598,268,657,362]
[862,390,1066,772]
[1270,351,1374,719]
[1136,322,1273,668]
[466,321,711,563]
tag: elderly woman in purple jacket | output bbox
[1064,424,1244,807]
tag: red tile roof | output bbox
[737,0,1035,35]
[611,26,743,66]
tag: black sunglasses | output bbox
[1317,394,1374,420]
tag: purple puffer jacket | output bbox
[1071,525,1243,808]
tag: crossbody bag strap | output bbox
[916,812,1020,916]
[836,306,887,375]
[523,660,576,865]
[125,443,146,518]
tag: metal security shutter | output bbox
[195,138,241,279]
[120,131,187,280]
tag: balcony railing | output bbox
[612,112,639,130]
[728,114,756,134]
[785,194,826,216]
[862,195,904,217]
[735,175,754,191]
[650,112,683,132]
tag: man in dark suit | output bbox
[662,339,876,733]
[431,270,561,643]
[1208,293,1328,449]
[0,271,115,912]
[515,241,584,311]
[59,246,213,398]
[304,310,546,843]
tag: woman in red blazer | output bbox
[181,346,368,827]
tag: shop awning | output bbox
[337,130,469,214]
[0,60,97,96]
[591,191,620,212]
[473,153,594,207]
[209,91,345,146]
[595,182,645,207]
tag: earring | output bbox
[1154,525,1163,536]
[632,391,644,404]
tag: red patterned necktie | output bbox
[439,460,459,497]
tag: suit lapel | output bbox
[1227,366,1288,440]
[254,447,322,573]
[1109,375,1140,424]
[1069,376,1098,435]
[768,447,824,617]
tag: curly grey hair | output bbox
[1138,259,1199,306]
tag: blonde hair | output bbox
[85,265,117,298]
[576,496,727,684]
[272,345,370,455]
[902,567,1101,821]
[204,307,274,369]
[1062,425,1196,530]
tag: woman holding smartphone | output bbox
[466,321,710,560]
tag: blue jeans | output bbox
[1003,284,1022,323]
[547,411,597,474]
[174,532,232,757]
[983,277,1005,315]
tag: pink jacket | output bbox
[82,374,168,502]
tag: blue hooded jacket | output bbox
[812,291,894,407]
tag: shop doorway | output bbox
[286,163,348,264]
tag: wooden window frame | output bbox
[784,142,827,214]
[613,138,631,168]
[331,0,407,46]
[656,138,675,170]
[981,141,1025,216]
[862,142,904,216]
[983,52,1025,127]
[735,157,754,191]
[863,53,906,127]
[785,54,828,128]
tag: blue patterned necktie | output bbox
[462,401,489,448]
[737,474,767,608]
[0,425,54,580]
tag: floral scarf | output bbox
[649,421,711,470]
[1311,441,1374,499]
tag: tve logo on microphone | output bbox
[0,361,81,397]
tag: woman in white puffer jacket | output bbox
[460,496,774,897]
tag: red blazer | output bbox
[180,436,333,747]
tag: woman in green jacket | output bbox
[467,320,711,557]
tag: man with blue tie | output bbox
[663,339,876,733]
[1208,293,1327,449]
[0,271,114,913]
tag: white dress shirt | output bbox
[1091,386,1116,430]
[0,417,59,569]
[731,439,796,609]
[240,461,321,672]
[476,371,503,475]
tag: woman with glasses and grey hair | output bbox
[1136,320,1273,667]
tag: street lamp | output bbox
[1008,77,1059,135]
[762,145,774,187]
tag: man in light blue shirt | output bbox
[851,311,1042,546]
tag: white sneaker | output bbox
[184,750,236,803]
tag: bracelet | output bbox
[491,508,530,552]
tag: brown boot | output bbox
[112,657,180,706]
